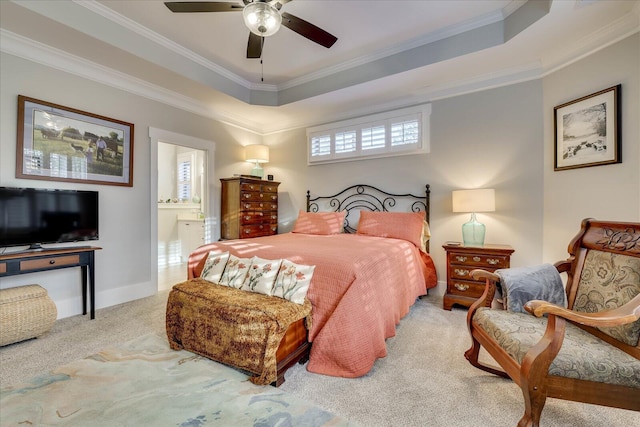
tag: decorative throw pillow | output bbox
[200,251,230,284]
[273,260,315,304]
[219,254,253,289]
[356,211,425,248]
[291,210,346,235]
[241,256,283,296]
[421,220,431,252]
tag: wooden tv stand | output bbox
[0,246,101,319]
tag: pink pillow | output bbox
[292,211,346,235]
[356,211,425,248]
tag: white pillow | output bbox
[273,260,315,304]
[241,256,283,296]
[200,251,230,284]
[219,254,252,289]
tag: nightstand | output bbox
[442,243,514,310]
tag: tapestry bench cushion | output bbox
[474,308,640,388]
[166,278,312,385]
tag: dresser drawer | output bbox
[240,211,266,224]
[241,201,278,211]
[240,224,278,237]
[240,192,278,202]
[240,182,262,192]
[449,252,509,268]
[262,183,279,193]
[20,255,80,272]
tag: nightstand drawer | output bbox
[450,253,509,268]
[442,243,514,311]
[448,279,485,298]
[449,265,494,283]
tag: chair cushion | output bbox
[474,308,640,388]
[572,250,640,347]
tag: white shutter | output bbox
[335,131,356,155]
[391,119,419,147]
[361,125,386,151]
[177,158,191,201]
[310,134,331,158]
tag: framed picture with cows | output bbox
[16,95,134,186]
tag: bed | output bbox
[182,184,437,380]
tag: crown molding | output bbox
[2,4,637,136]
[0,29,262,135]
[74,0,263,91]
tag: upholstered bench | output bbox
[465,219,640,426]
[0,284,57,346]
[166,278,312,386]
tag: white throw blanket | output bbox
[496,263,567,313]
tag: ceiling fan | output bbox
[164,1,338,59]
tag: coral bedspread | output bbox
[187,233,437,378]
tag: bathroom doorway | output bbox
[149,128,216,292]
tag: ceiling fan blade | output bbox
[247,33,263,59]
[270,0,293,7]
[164,2,243,13]
[281,12,337,48]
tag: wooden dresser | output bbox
[442,243,514,310]
[220,177,280,239]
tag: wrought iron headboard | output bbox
[306,183,431,237]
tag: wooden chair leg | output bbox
[517,385,546,427]
[465,333,509,378]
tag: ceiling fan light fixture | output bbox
[243,1,282,37]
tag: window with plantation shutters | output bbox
[311,134,331,158]
[391,118,419,147]
[335,131,356,154]
[307,104,430,164]
[177,154,192,201]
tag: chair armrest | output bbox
[553,260,572,274]
[525,293,640,328]
[470,270,499,282]
[468,269,500,308]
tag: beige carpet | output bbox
[1,290,637,427]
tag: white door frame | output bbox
[149,127,216,290]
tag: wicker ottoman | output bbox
[0,285,57,346]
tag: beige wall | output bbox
[542,33,640,263]
[0,52,256,317]
[266,80,544,296]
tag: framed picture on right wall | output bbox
[554,84,621,171]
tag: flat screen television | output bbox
[0,187,99,249]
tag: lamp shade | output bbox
[452,189,495,213]
[245,144,269,164]
[243,2,282,37]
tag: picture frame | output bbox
[554,85,621,171]
[16,95,134,186]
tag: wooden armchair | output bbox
[465,219,640,426]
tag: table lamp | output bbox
[244,144,269,179]
[452,188,495,246]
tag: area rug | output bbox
[0,334,355,426]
